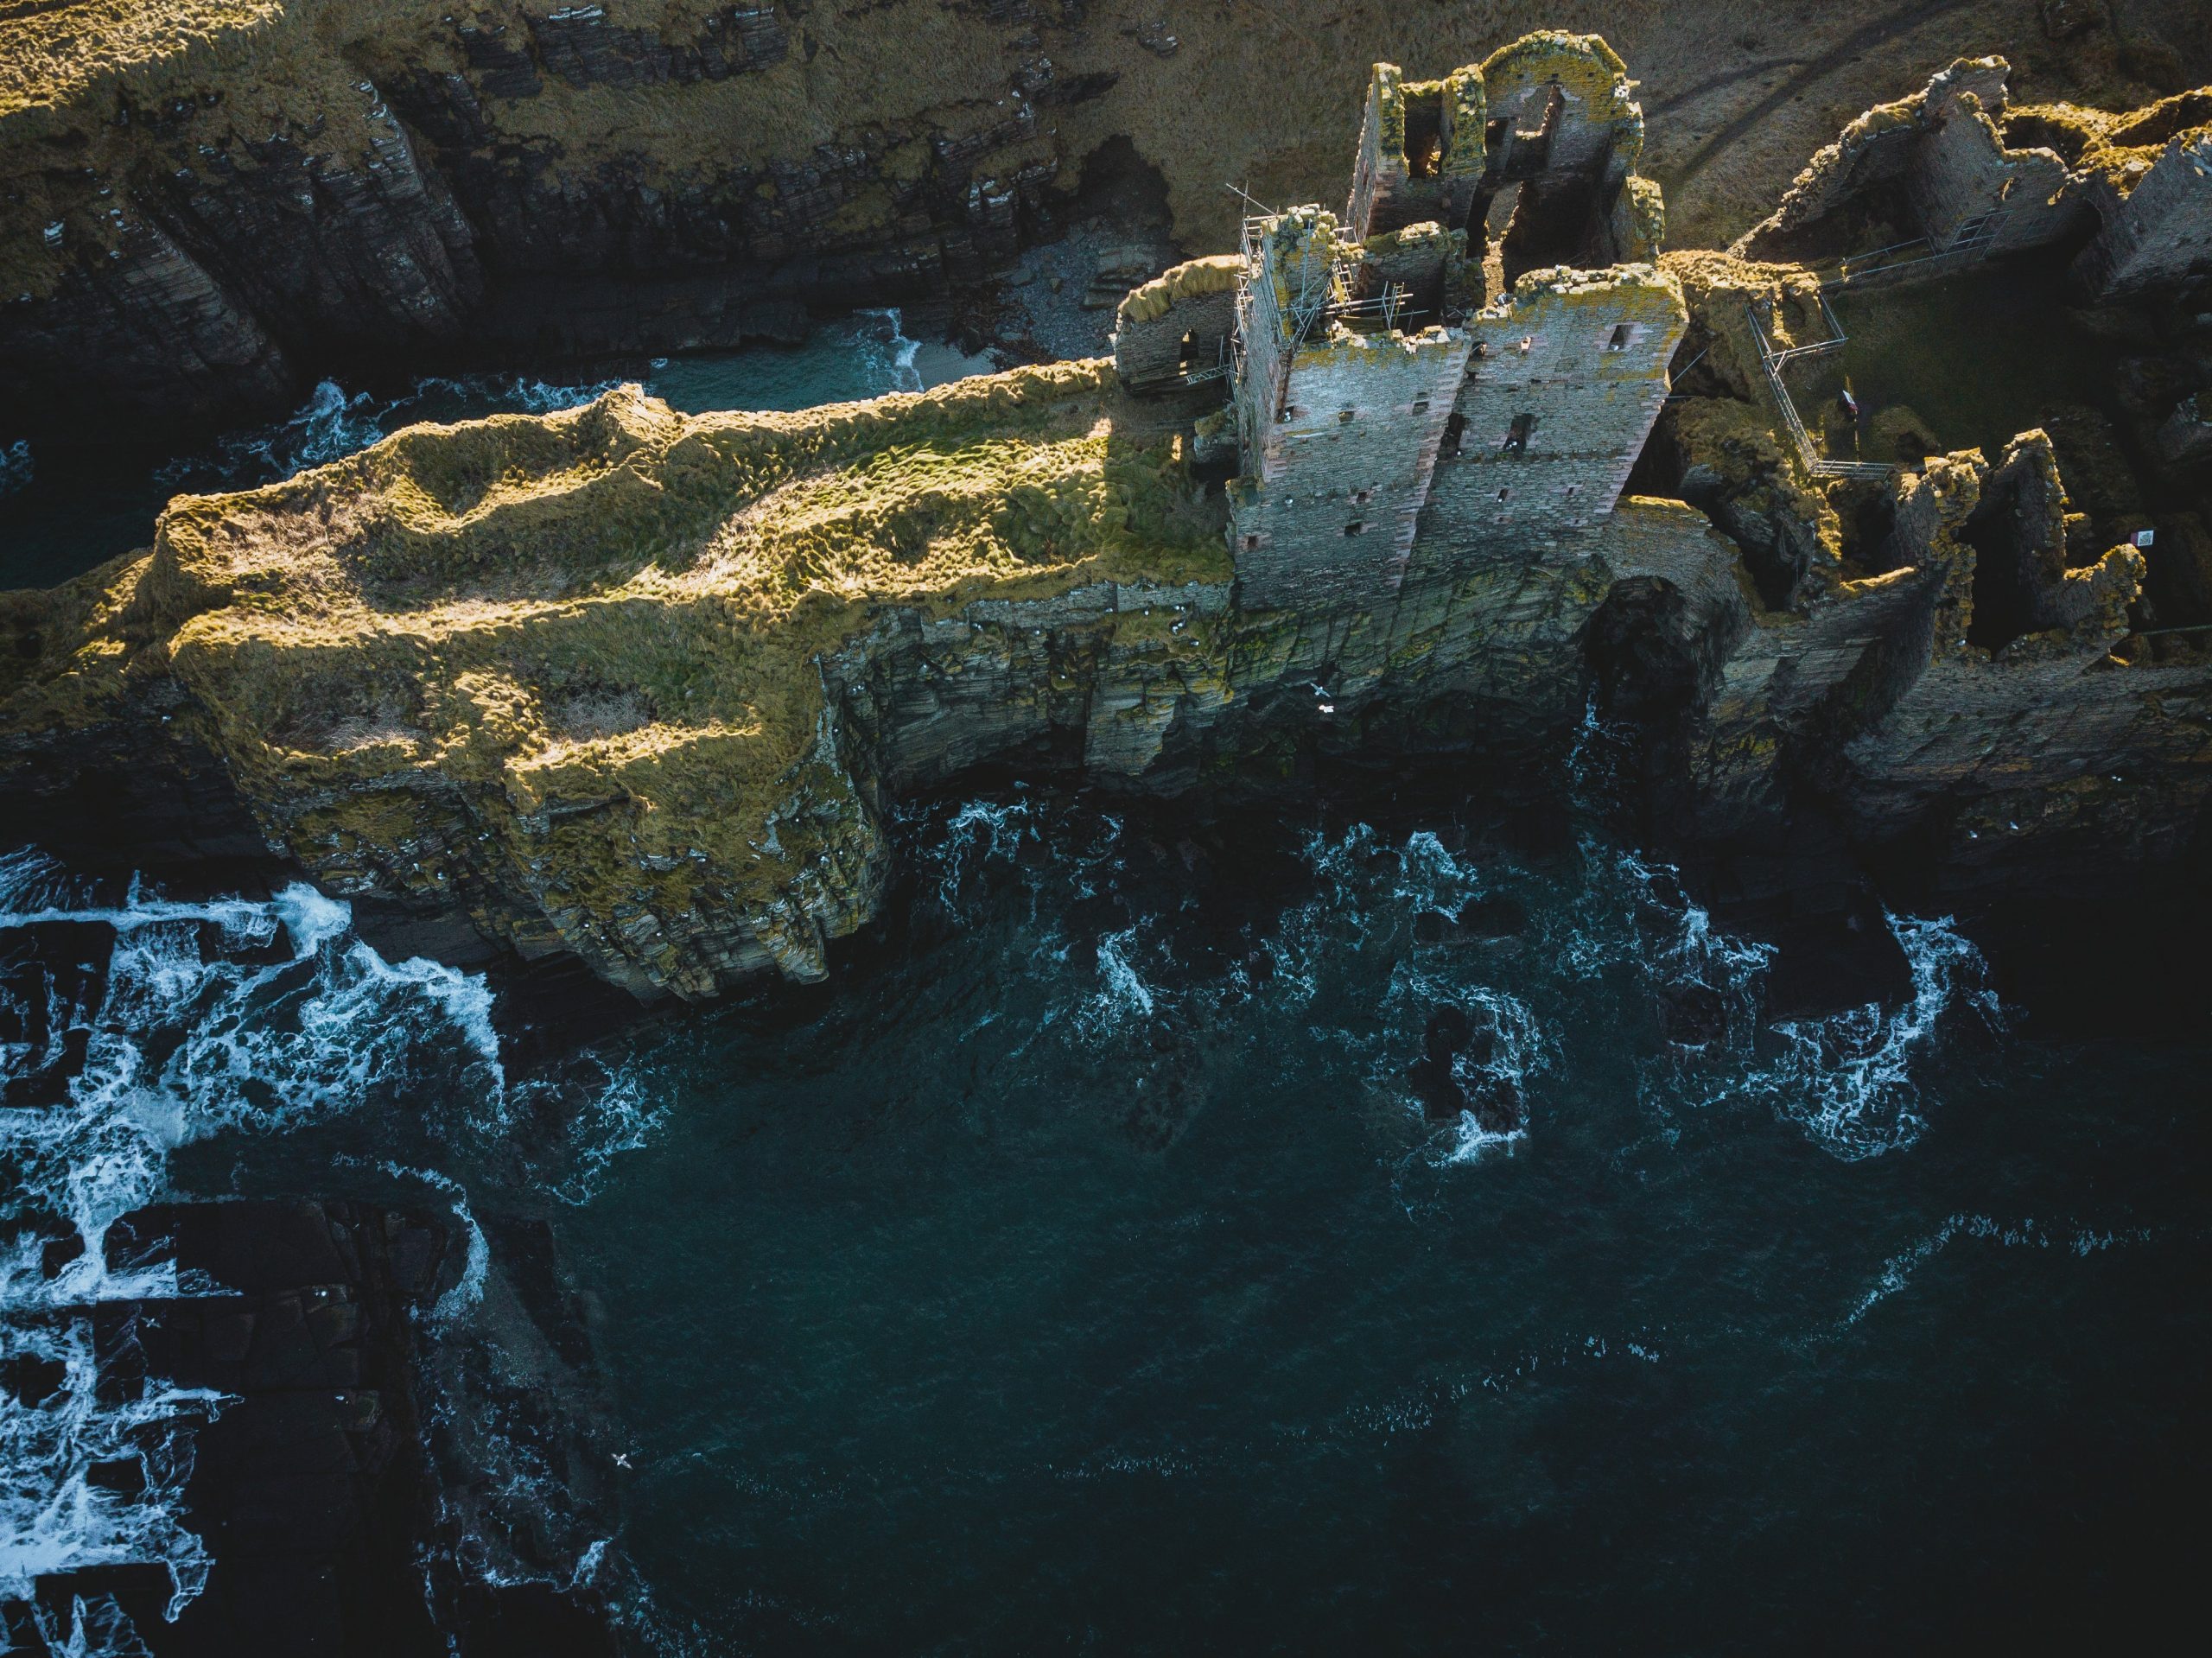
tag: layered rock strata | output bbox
[3,324,2203,1000]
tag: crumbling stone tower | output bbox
[1346,64,1486,241]
[1225,207,1473,608]
[1465,33,1662,283]
[1198,33,1683,609]
[1340,36,1663,291]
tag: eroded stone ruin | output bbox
[3,29,2209,1003]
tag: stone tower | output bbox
[1219,35,1683,608]
[1420,264,1687,549]
[1345,63,1486,241]
[1226,207,1474,609]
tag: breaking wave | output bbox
[1840,1211,2158,1329]
[154,372,619,493]
[1734,912,2000,1160]
[0,848,510,1646]
[867,307,926,392]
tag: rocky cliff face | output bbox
[5,1,2200,435]
[4,260,2205,1000]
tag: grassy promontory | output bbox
[2,359,1230,991]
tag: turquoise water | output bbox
[0,311,994,592]
[2,321,2206,1655]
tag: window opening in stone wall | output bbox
[1339,408,1357,423]
[1606,324,1630,351]
[1404,86,1445,178]
[1353,486,1375,503]
[1344,520,1365,536]
[1411,398,1429,414]
[1524,82,1565,147]
[1243,535,1260,552]
[1503,412,1535,453]
[1497,486,1510,502]
[1443,412,1466,454]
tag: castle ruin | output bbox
[1114,35,1688,609]
[1113,32,2212,614]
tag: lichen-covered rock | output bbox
[5,354,2207,999]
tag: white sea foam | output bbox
[1389,829,1484,918]
[537,1058,668,1208]
[1842,1212,2157,1327]
[1595,845,1774,1049]
[1382,963,1545,1166]
[349,1163,493,1332]
[0,847,512,1637]
[1744,912,1999,1160]
[862,308,925,392]
[927,797,1038,913]
[1077,927,1159,1040]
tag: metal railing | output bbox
[1745,301,1896,481]
[1814,214,2010,291]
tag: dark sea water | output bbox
[3,322,2206,1655]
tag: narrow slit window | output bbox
[1242,534,1260,552]
[1497,486,1510,503]
[1443,412,1466,454]
[1503,412,1535,454]
[1605,324,1630,351]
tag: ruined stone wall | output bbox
[1421,265,1684,551]
[1741,54,2211,289]
[1734,57,2013,257]
[1351,221,1465,327]
[1229,322,1472,609]
[1908,92,2079,253]
[1475,31,1642,184]
[1605,174,1667,264]
[1110,255,1241,390]
[1345,63,1485,240]
[2075,131,2212,294]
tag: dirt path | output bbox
[1661,0,1977,191]
[1645,58,1810,121]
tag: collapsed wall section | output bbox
[1345,62,1485,241]
[1736,56,2212,295]
[1907,89,2079,257]
[1111,254,1242,391]
[2073,124,2212,295]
